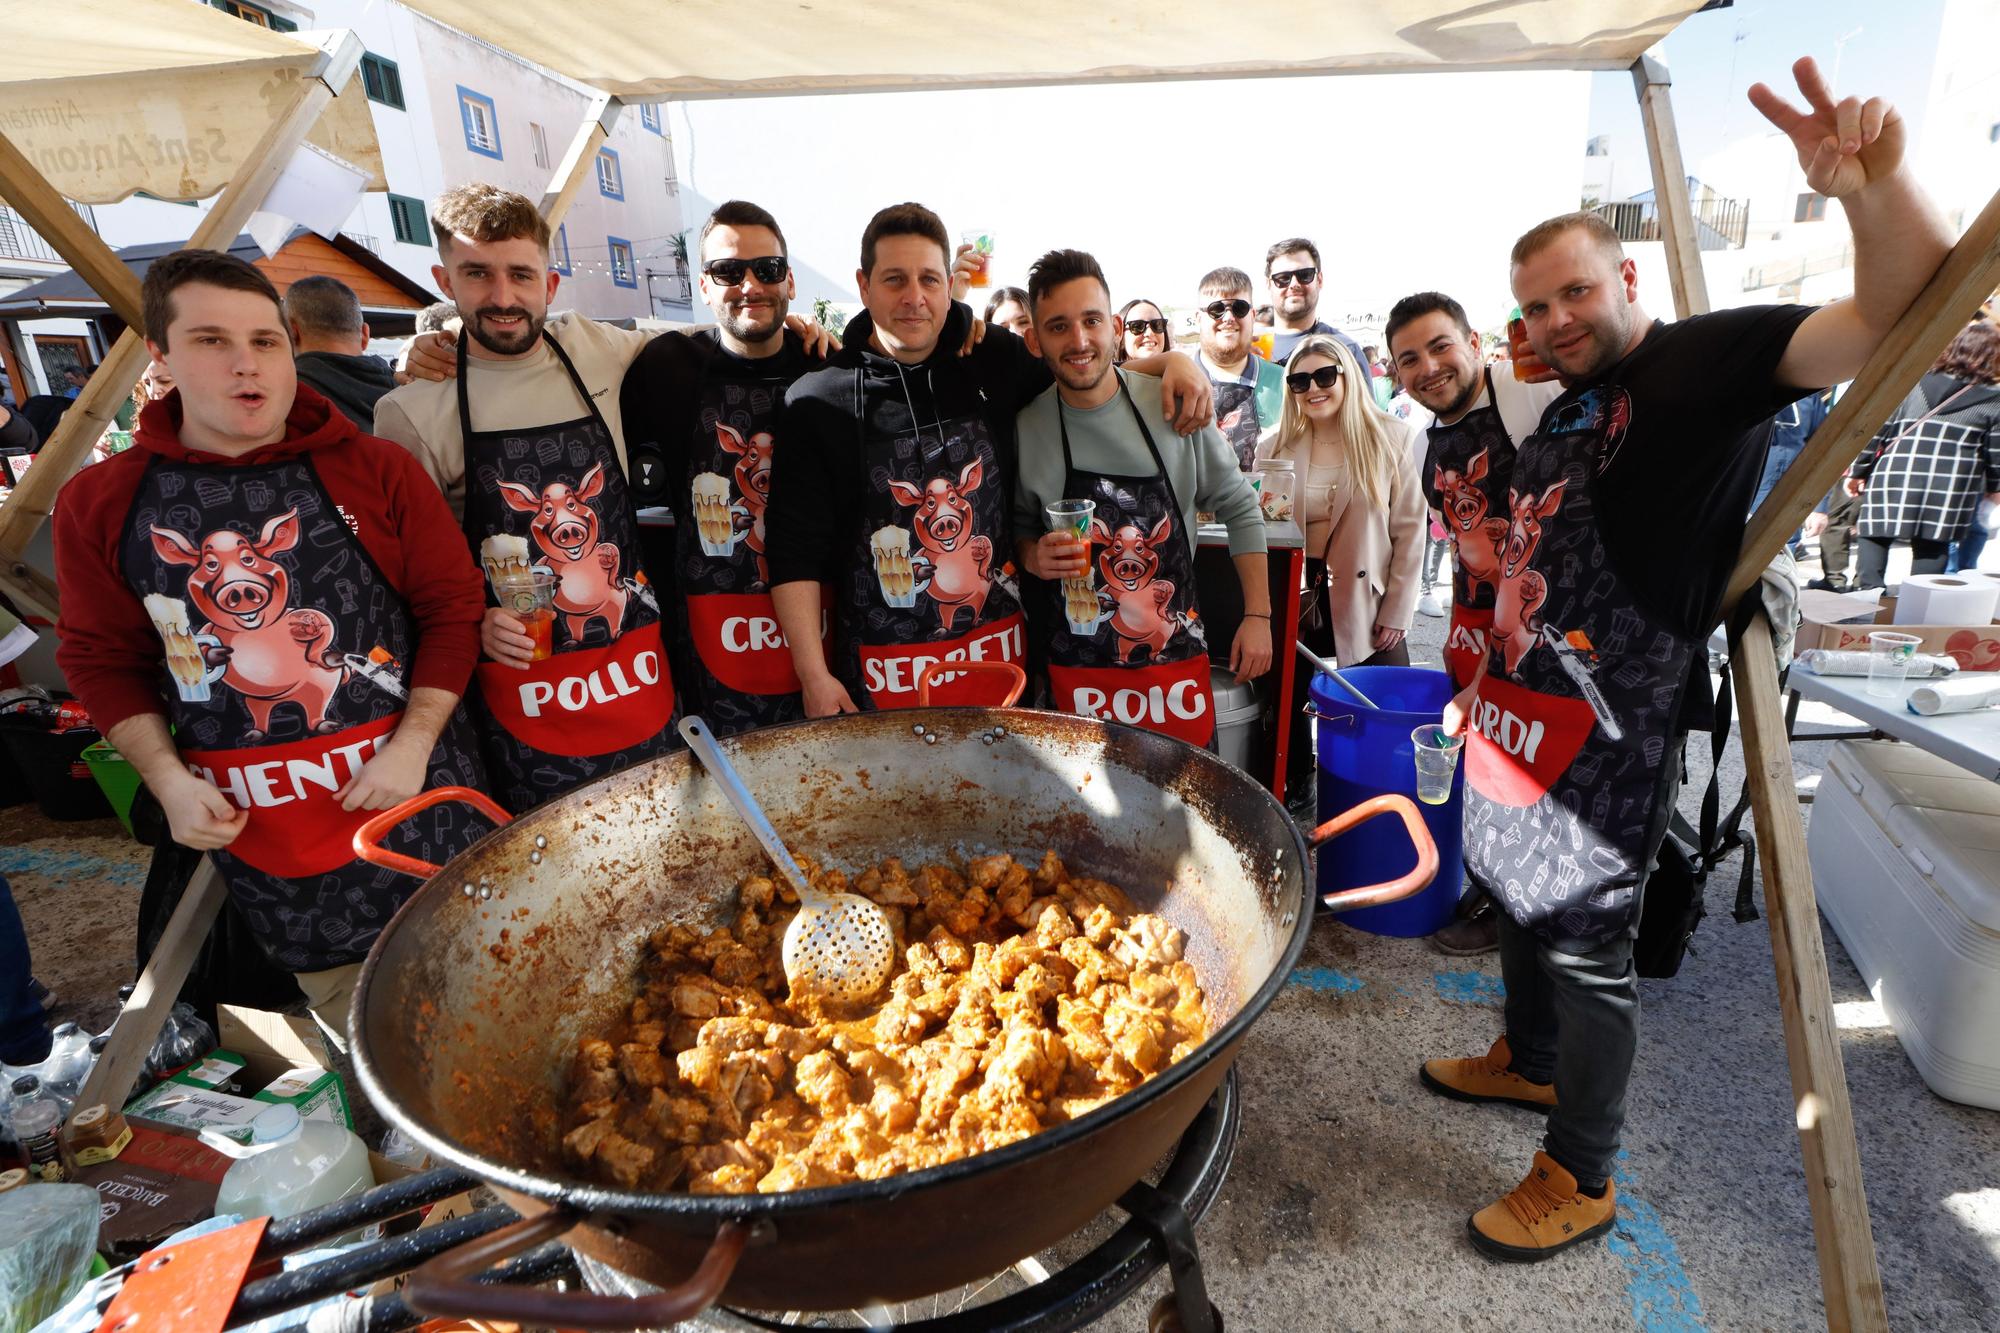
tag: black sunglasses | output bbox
[1126,318,1169,336]
[1285,365,1343,394]
[702,255,789,285]
[1270,266,1319,289]
[1202,299,1252,321]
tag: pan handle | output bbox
[404,1207,751,1329]
[351,785,513,879]
[1307,793,1439,913]
[917,659,1026,707]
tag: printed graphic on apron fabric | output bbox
[1213,378,1259,471]
[490,460,645,644]
[688,422,775,588]
[878,455,1000,635]
[1090,512,1200,663]
[1434,446,1510,609]
[145,509,405,739]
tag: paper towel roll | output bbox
[1907,674,2000,715]
[1893,573,2000,627]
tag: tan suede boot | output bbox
[1468,1151,1617,1262]
[1420,1036,1558,1111]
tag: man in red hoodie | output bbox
[53,250,489,1047]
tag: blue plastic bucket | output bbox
[1310,665,1465,937]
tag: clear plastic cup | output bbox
[1046,500,1098,635]
[962,229,994,288]
[1866,631,1922,699]
[1411,723,1464,805]
[497,570,559,661]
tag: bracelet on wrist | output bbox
[1243,611,1271,619]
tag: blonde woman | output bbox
[1261,335,1424,803]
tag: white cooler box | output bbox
[1809,740,2000,1108]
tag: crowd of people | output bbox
[0,53,1970,1266]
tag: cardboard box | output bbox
[1797,589,2000,669]
[125,1005,353,1138]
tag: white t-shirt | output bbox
[371,311,655,519]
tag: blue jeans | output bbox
[0,874,50,1065]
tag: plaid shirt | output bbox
[1852,374,2000,543]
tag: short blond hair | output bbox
[1510,210,1624,270]
[430,183,549,256]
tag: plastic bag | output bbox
[0,1182,99,1333]
[142,1002,218,1083]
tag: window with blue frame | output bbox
[553,224,573,276]
[596,148,624,200]
[608,237,636,288]
[640,104,662,135]
[457,86,502,159]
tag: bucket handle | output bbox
[1307,794,1439,913]
[404,1205,753,1328]
[918,659,1026,708]
[1301,704,1356,728]
[351,785,513,880]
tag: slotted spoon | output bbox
[677,715,896,1003]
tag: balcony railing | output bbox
[1591,189,1748,251]
[0,201,98,265]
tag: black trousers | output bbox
[1856,535,1949,590]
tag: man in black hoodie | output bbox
[768,202,1214,715]
[285,275,398,430]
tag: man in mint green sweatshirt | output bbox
[1014,248,1270,748]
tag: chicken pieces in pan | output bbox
[559,850,1207,1194]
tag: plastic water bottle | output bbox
[10,1076,64,1181]
[210,1104,375,1242]
[42,1024,89,1104]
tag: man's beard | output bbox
[467,306,545,356]
[1055,350,1111,394]
[1420,365,1482,421]
[1546,313,1631,381]
[719,298,785,346]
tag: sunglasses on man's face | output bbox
[1202,299,1252,321]
[1126,318,1169,337]
[1285,365,1343,394]
[702,255,789,286]
[1270,267,1319,289]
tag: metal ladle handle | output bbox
[678,716,826,910]
[1295,641,1379,710]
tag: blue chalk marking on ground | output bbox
[1609,1152,1707,1331]
[0,846,146,889]
[1433,970,1506,1005]
[1286,966,1365,994]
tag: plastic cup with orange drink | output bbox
[962,230,994,289]
[498,570,558,662]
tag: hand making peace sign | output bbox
[1748,56,1904,200]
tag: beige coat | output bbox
[1259,415,1426,665]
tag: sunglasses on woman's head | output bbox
[1201,299,1252,321]
[1126,318,1169,336]
[702,255,790,285]
[1285,365,1343,393]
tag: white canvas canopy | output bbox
[396,0,1707,98]
[0,0,384,204]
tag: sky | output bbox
[1585,0,1947,181]
[668,0,1960,335]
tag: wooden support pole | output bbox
[540,93,622,228]
[0,32,365,585]
[0,134,141,329]
[1633,56,1710,319]
[1727,186,2000,604]
[1731,613,1889,1332]
[64,859,228,1139]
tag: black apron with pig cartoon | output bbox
[1044,373,1214,745]
[1209,363,1261,472]
[842,369,1027,709]
[1421,368,1518,690]
[1462,383,1689,948]
[677,347,832,736]
[121,455,487,973]
[459,330,676,812]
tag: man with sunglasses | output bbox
[1194,267,1286,470]
[1264,237,1375,394]
[619,201,831,735]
